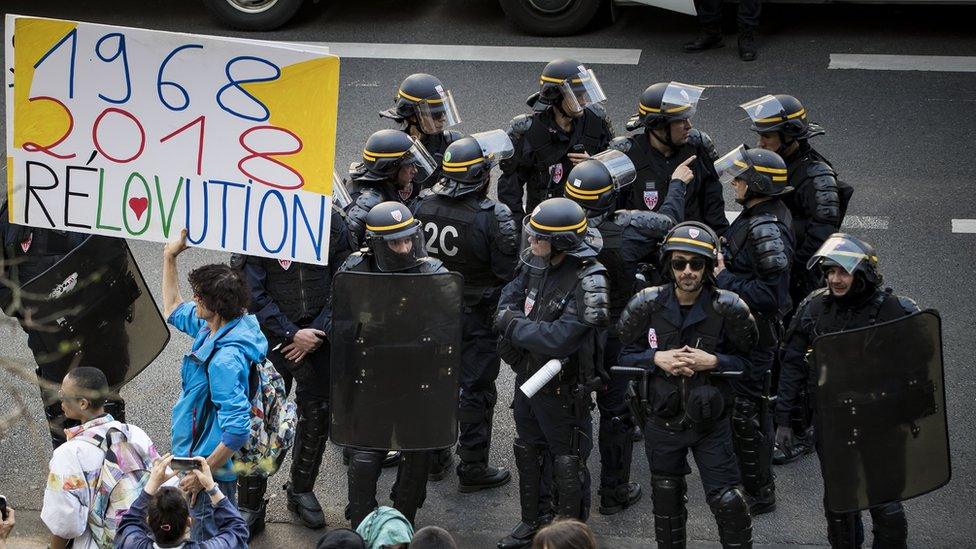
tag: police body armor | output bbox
[16,235,170,389]
[329,269,463,450]
[811,309,949,513]
[415,194,500,297]
[723,201,794,347]
[251,257,331,325]
[617,286,756,432]
[511,106,610,202]
[595,210,675,318]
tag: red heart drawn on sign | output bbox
[128,197,149,220]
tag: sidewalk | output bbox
[3,507,826,549]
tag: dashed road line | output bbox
[724,211,890,230]
[300,42,642,65]
[951,219,976,233]
[829,54,976,73]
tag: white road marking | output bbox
[828,54,976,73]
[299,42,642,65]
[725,211,889,230]
[951,219,976,233]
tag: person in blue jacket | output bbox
[162,229,267,542]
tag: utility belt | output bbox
[613,366,742,433]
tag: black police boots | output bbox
[428,447,454,481]
[287,400,329,529]
[237,475,268,541]
[497,514,554,549]
[738,24,758,62]
[498,439,551,549]
[599,482,643,515]
[683,24,724,53]
[773,427,815,465]
[457,446,511,493]
[747,483,776,516]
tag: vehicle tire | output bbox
[498,0,602,36]
[202,0,305,31]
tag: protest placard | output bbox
[5,15,340,264]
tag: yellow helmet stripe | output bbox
[363,148,408,161]
[565,183,613,197]
[539,74,590,85]
[398,89,445,104]
[638,103,690,115]
[753,107,806,124]
[666,237,715,251]
[529,218,587,233]
[732,159,788,176]
[442,157,484,168]
[365,217,414,232]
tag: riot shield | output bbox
[330,271,463,450]
[19,235,170,390]
[812,310,949,513]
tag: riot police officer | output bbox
[346,129,437,246]
[609,82,729,237]
[617,222,757,548]
[0,203,127,448]
[776,234,917,548]
[231,204,353,538]
[338,201,449,528]
[380,73,464,189]
[498,59,615,220]
[561,150,691,515]
[413,130,519,489]
[740,94,848,464]
[494,198,609,548]
[713,145,795,514]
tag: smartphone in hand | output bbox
[170,457,202,472]
[0,494,8,521]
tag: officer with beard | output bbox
[230,204,353,538]
[713,146,795,515]
[379,73,464,189]
[561,150,693,515]
[493,198,609,548]
[413,130,519,489]
[346,129,438,247]
[739,94,849,464]
[0,202,127,448]
[498,59,615,220]
[338,201,449,528]
[609,82,729,237]
[776,234,917,549]
[617,221,757,549]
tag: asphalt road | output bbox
[1,0,975,547]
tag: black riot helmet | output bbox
[354,129,437,183]
[437,130,515,197]
[563,150,637,214]
[520,198,589,271]
[528,58,607,117]
[715,145,792,200]
[739,94,825,154]
[807,233,883,287]
[660,221,720,283]
[363,201,428,272]
[379,73,462,134]
[627,81,705,132]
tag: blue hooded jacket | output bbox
[168,302,268,481]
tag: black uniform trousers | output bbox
[644,418,741,499]
[696,0,761,27]
[457,300,502,466]
[512,374,594,520]
[596,334,634,492]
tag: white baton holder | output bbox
[519,358,565,398]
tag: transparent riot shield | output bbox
[19,236,170,390]
[812,310,950,513]
[330,271,463,450]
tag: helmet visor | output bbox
[415,88,462,134]
[739,94,791,128]
[370,224,428,272]
[332,170,352,209]
[661,82,705,119]
[403,138,438,181]
[714,145,751,185]
[471,129,515,169]
[806,234,875,274]
[559,68,607,116]
[591,149,636,190]
[519,217,554,271]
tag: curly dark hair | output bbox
[187,263,250,320]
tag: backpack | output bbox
[76,426,152,549]
[198,347,298,478]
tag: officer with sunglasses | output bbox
[617,221,758,548]
[712,146,796,515]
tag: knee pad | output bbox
[651,475,688,516]
[708,486,751,528]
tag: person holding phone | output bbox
[115,455,248,548]
[0,497,14,549]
